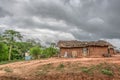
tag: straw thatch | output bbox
[57,40,113,48]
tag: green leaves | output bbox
[43,46,58,57]
[2,30,23,61]
[3,30,23,42]
[0,43,8,61]
[30,46,42,59]
[0,29,58,61]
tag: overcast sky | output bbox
[0,0,120,48]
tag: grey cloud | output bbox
[0,7,12,17]
[0,0,120,47]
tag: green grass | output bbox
[101,69,113,76]
[80,63,114,76]
[0,60,25,65]
[80,67,94,75]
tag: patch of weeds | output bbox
[35,70,47,76]
[81,67,89,73]
[35,63,52,76]
[42,63,52,70]
[81,65,97,75]
[4,67,13,73]
[96,63,103,69]
[80,67,94,75]
[101,69,113,76]
[0,60,24,65]
[59,64,64,68]
[56,63,65,71]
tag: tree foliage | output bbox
[42,46,58,58]
[0,43,8,61]
[3,30,23,61]
[0,29,59,62]
[30,46,42,59]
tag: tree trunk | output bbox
[9,45,12,61]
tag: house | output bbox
[57,40,114,58]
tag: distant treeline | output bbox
[0,30,58,61]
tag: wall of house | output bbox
[60,46,109,58]
[88,46,108,57]
[60,48,83,57]
[109,48,114,55]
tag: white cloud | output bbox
[88,17,104,24]
[106,39,120,48]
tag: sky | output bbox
[0,0,120,48]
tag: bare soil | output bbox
[0,55,120,80]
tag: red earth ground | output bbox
[0,55,120,80]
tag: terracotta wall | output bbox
[109,48,114,55]
[88,46,108,57]
[60,48,83,57]
[60,46,109,57]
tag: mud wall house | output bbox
[57,40,114,58]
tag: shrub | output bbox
[30,46,42,59]
[42,46,58,58]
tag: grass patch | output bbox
[0,60,24,65]
[80,63,115,76]
[56,63,65,71]
[4,67,13,73]
[101,69,113,76]
[35,63,53,76]
[81,67,89,73]
[58,64,64,68]
[36,70,47,76]
[80,67,94,75]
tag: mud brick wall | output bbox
[88,47,108,57]
[60,46,109,58]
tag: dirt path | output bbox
[0,56,120,68]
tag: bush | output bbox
[42,47,58,58]
[30,46,42,59]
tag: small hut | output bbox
[57,40,114,58]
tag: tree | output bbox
[30,46,42,59]
[0,43,8,61]
[3,30,23,61]
[42,44,58,58]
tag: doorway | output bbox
[83,48,88,56]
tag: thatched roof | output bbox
[57,40,113,48]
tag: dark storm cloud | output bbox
[0,7,12,17]
[19,0,120,39]
[0,0,120,47]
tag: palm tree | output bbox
[3,30,23,61]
